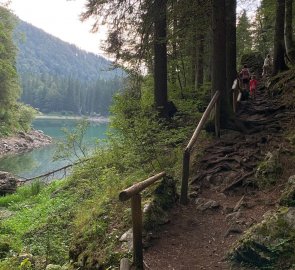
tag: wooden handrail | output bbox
[119,172,166,270]
[186,91,220,152]
[119,172,166,201]
[180,91,220,204]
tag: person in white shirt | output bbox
[262,54,272,76]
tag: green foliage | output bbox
[53,119,90,162]
[237,10,253,64]
[16,104,37,132]
[18,259,32,270]
[252,0,276,56]
[255,151,282,188]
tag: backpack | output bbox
[241,68,250,79]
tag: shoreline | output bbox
[0,129,52,158]
[35,115,110,123]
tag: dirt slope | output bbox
[144,83,295,269]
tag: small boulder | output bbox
[0,171,19,195]
[229,208,295,268]
[280,175,295,206]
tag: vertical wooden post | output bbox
[120,258,130,270]
[131,193,143,269]
[233,90,236,113]
[180,149,190,205]
[215,99,220,138]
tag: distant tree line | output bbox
[20,72,123,115]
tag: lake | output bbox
[0,118,108,179]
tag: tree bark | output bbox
[154,0,168,117]
[273,0,288,75]
[284,0,295,64]
[170,0,178,85]
[212,0,232,127]
[226,0,237,99]
[191,28,197,90]
[196,33,204,89]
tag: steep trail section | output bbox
[144,87,295,269]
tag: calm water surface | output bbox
[0,118,108,179]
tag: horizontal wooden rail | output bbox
[180,91,220,204]
[186,91,220,152]
[119,172,166,269]
[119,171,166,201]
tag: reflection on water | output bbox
[0,119,108,179]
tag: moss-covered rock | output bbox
[143,176,177,231]
[280,175,295,207]
[229,207,295,269]
[255,151,282,188]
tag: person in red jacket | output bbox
[249,74,258,99]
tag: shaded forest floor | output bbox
[144,81,295,269]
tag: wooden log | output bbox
[131,193,143,270]
[120,258,130,270]
[119,172,166,201]
[186,91,220,152]
[180,149,190,205]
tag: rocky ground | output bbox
[144,79,295,269]
[0,129,52,158]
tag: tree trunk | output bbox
[154,0,168,117]
[273,0,288,75]
[212,0,232,127]
[191,28,197,90]
[226,0,237,98]
[284,0,295,64]
[170,0,178,85]
[196,33,204,89]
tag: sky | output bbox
[7,0,261,58]
[9,0,107,56]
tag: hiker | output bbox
[249,74,258,99]
[239,64,250,99]
[262,54,272,77]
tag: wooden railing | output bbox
[119,84,241,268]
[180,91,221,204]
[119,171,166,270]
[180,79,242,204]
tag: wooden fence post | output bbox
[180,149,190,205]
[131,193,143,269]
[120,258,130,270]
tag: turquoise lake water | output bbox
[0,118,108,179]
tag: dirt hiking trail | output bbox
[144,85,295,269]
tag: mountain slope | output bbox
[14,20,122,81]
[13,19,124,116]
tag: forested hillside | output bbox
[14,20,124,116]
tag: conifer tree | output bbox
[273,0,288,74]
